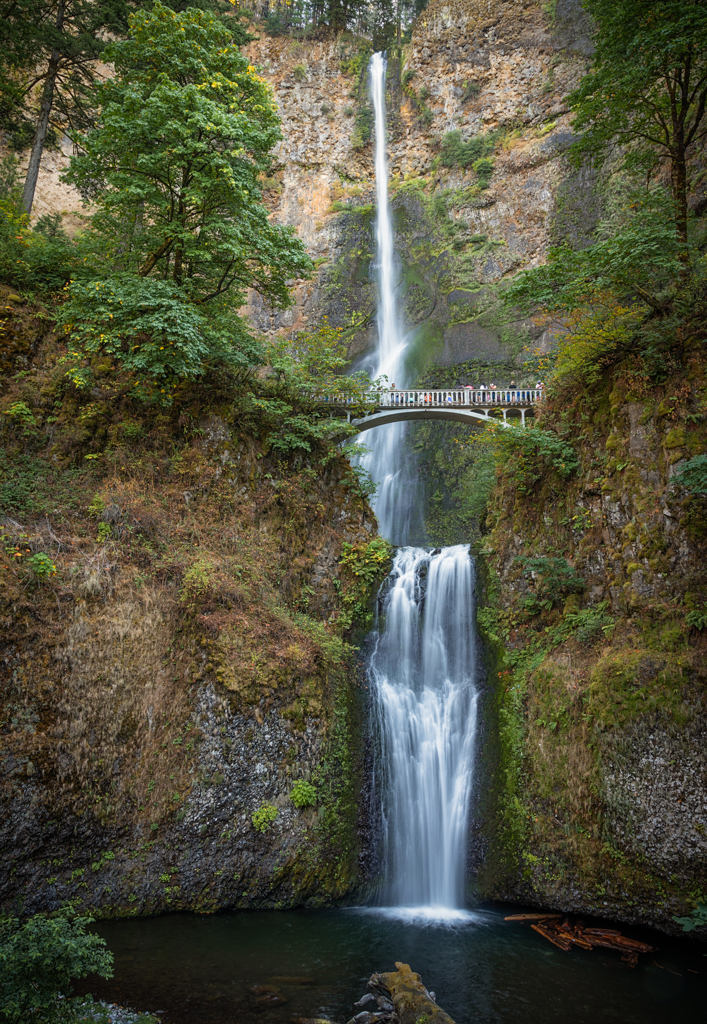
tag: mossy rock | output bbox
[664,427,686,449]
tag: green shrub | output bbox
[686,608,707,631]
[290,779,317,808]
[518,556,585,612]
[473,156,494,188]
[292,62,307,81]
[180,558,217,604]
[251,803,278,832]
[560,601,614,643]
[440,130,496,169]
[462,80,481,102]
[3,402,37,431]
[0,908,113,1023]
[352,105,373,149]
[27,552,57,579]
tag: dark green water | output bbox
[77,905,706,1023]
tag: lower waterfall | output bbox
[369,546,479,916]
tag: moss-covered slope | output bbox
[475,346,707,932]
[0,304,388,918]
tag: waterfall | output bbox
[370,546,478,916]
[357,52,420,545]
[359,54,480,920]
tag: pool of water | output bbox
[76,904,706,1024]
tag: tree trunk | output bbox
[671,137,689,276]
[22,0,65,217]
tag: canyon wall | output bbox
[245,0,594,370]
[474,353,707,932]
[0,314,385,915]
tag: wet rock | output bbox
[354,993,376,1007]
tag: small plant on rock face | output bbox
[251,803,278,832]
[27,552,57,579]
[290,779,317,808]
[673,903,707,932]
[292,62,307,82]
[462,80,481,102]
[3,402,36,432]
[686,608,707,631]
[672,454,707,495]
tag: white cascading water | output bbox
[370,547,478,916]
[360,54,480,919]
[357,52,417,544]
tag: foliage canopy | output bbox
[58,3,312,391]
[569,0,707,249]
[0,908,113,1023]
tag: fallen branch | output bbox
[511,915,655,966]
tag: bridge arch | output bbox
[350,407,518,431]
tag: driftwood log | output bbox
[369,962,455,1024]
[344,962,456,1024]
[506,915,655,967]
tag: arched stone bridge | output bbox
[321,387,542,431]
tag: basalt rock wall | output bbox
[0,329,384,916]
[474,357,707,934]
[245,0,594,371]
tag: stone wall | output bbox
[475,356,707,932]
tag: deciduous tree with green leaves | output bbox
[0,0,252,215]
[569,0,707,255]
[59,2,312,394]
[0,907,113,1023]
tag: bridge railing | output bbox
[312,388,543,408]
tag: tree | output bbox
[569,0,707,257]
[59,2,312,391]
[0,908,113,1023]
[0,0,251,216]
[0,0,133,215]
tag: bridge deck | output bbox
[319,387,543,410]
[315,387,542,428]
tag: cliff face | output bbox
[245,0,594,369]
[0,321,385,916]
[475,352,707,931]
[14,2,593,369]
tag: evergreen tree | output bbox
[569,0,707,259]
[0,0,251,216]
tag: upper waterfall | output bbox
[370,52,407,389]
[357,53,423,545]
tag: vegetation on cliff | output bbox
[0,4,388,921]
[469,0,707,930]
